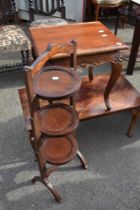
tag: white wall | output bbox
[18,0,85,22]
[65,0,85,22]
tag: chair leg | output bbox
[77,150,88,169]
[127,109,140,137]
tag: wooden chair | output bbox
[29,0,68,27]
[0,0,31,72]
[86,0,128,34]
[19,41,88,203]
[89,0,128,20]
[115,1,140,35]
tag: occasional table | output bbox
[29,21,140,132]
[30,21,128,110]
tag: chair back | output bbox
[29,0,66,22]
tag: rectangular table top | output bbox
[29,21,127,57]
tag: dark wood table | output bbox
[30,21,128,110]
[126,0,140,75]
[29,21,140,122]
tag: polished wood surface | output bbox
[30,21,127,57]
[19,74,140,124]
[39,134,78,165]
[34,65,81,100]
[18,87,88,202]
[29,21,128,110]
[28,22,140,135]
[26,41,80,105]
[127,108,140,136]
[39,103,79,136]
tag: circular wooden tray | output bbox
[39,103,79,136]
[39,134,78,165]
[33,65,81,100]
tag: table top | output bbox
[30,21,127,57]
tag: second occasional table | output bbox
[29,21,140,130]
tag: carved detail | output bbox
[78,53,115,67]
[113,51,123,63]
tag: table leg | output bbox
[126,17,140,75]
[104,57,122,110]
[127,108,140,137]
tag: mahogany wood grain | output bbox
[26,41,80,106]
[39,103,79,136]
[29,22,127,57]
[29,21,128,110]
[127,108,140,136]
[33,65,81,100]
[76,75,140,120]
[39,134,78,165]
[18,74,140,130]
[18,88,88,202]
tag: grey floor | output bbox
[0,20,140,210]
